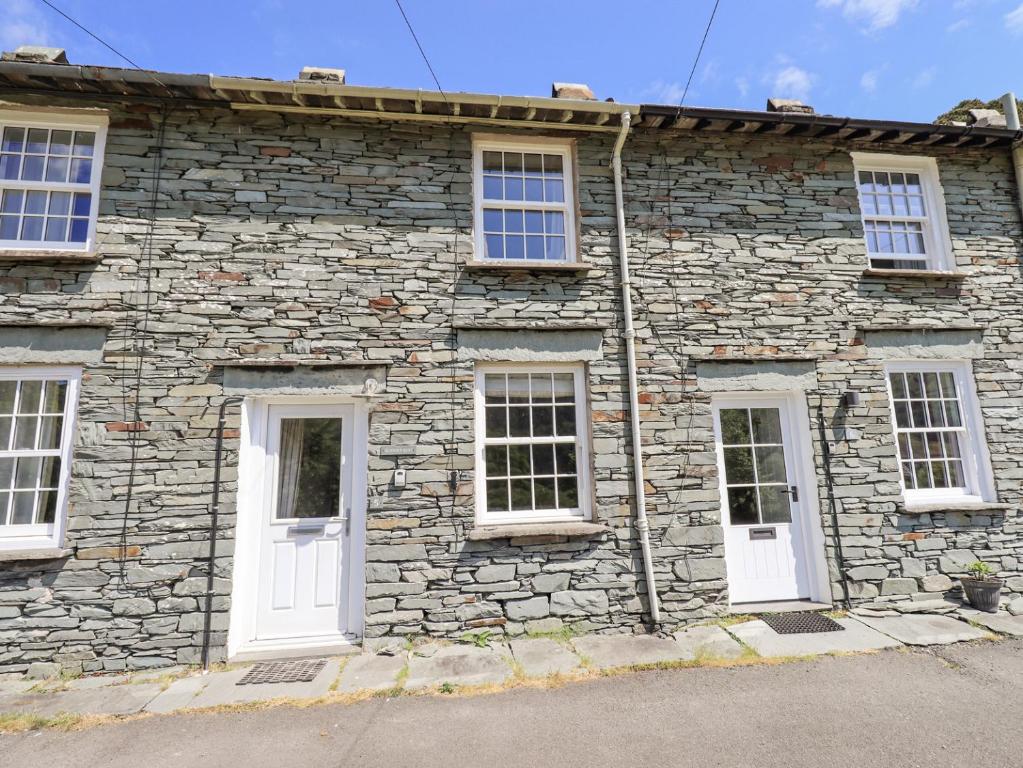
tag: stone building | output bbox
[0,47,1020,673]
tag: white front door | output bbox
[714,395,814,605]
[254,403,355,644]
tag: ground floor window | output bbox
[884,361,993,505]
[0,367,79,550]
[474,364,589,524]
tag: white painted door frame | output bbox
[712,390,831,606]
[227,395,368,661]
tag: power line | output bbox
[673,0,722,115]
[393,0,449,104]
[36,0,146,70]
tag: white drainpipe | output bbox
[610,111,661,623]
[1001,93,1023,226]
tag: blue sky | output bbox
[3,0,1023,123]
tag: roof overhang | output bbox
[639,104,1023,149]
[0,61,635,132]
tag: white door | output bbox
[714,396,813,604]
[254,403,355,644]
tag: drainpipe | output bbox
[611,112,661,624]
[1001,93,1023,227]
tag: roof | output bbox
[0,58,1020,147]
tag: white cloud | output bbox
[0,0,52,50]
[1007,3,1023,35]
[771,65,815,102]
[912,66,937,89]
[644,80,686,105]
[860,70,879,93]
[946,18,971,33]
[735,77,750,98]
[817,0,920,32]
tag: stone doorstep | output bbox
[509,638,582,677]
[404,644,514,691]
[852,614,991,646]
[182,658,343,709]
[727,618,902,659]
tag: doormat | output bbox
[762,612,845,635]
[237,659,327,686]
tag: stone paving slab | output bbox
[961,613,1023,637]
[673,625,745,660]
[64,674,132,691]
[572,634,690,670]
[404,644,513,690]
[509,638,582,677]
[0,683,163,717]
[855,614,990,646]
[144,676,208,714]
[336,652,406,693]
[184,659,342,709]
[729,618,902,658]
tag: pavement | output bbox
[0,608,1019,728]
[5,637,1023,768]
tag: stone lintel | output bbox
[0,324,108,365]
[457,327,605,363]
[0,547,73,562]
[900,501,1015,515]
[467,522,609,541]
[862,326,984,360]
[221,360,388,396]
[861,269,968,281]
[695,358,818,392]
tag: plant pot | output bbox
[960,576,1004,613]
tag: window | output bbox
[0,112,107,252]
[884,362,993,505]
[472,137,576,263]
[474,365,589,523]
[851,153,953,271]
[0,368,80,550]
[717,407,792,526]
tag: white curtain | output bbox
[276,419,305,519]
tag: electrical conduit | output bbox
[611,112,661,623]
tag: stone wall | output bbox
[0,95,1020,673]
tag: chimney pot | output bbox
[766,98,814,115]
[298,66,346,84]
[552,82,595,100]
[1,46,68,64]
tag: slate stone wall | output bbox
[0,95,1020,673]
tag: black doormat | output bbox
[762,611,845,635]
[237,659,327,686]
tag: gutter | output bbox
[1002,93,1023,230]
[610,111,661,624]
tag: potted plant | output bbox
[960,561,1004,613]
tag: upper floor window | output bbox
[0,111,107,253]
[0,367,80,551]
[852,153,953,272]
[472,137,576,264]
[474,364,590,524]
[884,362,994,506]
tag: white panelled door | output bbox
[714,396,813,605]
[254,403,355,643]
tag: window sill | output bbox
[0,248,99,262]
[467,521,608,542]
[900,501,1014,515]
[464,260,591,274]
[861,268,967,281]
[0,546,73,562]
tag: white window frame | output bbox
[0,366,81,551]
[473,363,591,525]
[0,110,108,254]
[883,360,995,506]
[851,152,954,272]
[471,135,578,264]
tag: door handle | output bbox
[286,524,326,537]
[781,485,799,502]
[341,508,351,536]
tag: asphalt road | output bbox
[5,639,1023,768]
